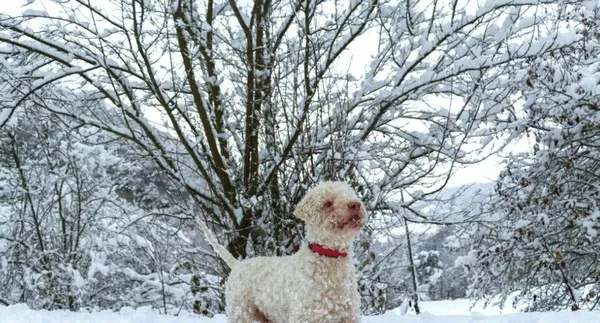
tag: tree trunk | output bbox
[404,216,420,315]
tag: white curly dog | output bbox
[198,181,367,323]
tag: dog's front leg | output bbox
[340,317,360,323]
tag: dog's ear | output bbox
[293,190,319,223]
[293,193,310,222]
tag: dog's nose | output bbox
[348,201,361,210]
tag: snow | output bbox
[1,299,599,323]
[0,106,13,127]
[0,256,7,275]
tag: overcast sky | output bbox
[3,1,26,15]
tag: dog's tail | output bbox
[195,217,237,268]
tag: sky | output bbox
[3,1,27,15]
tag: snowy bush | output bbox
[469,2,600,311]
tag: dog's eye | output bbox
[323,200,333,209]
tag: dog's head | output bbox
[293,181,367,235]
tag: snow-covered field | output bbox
[2,299,598,323]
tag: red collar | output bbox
[309,243,348,258]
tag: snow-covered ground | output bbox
[1,299,598,323]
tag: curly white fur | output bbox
[199,181,367,323]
